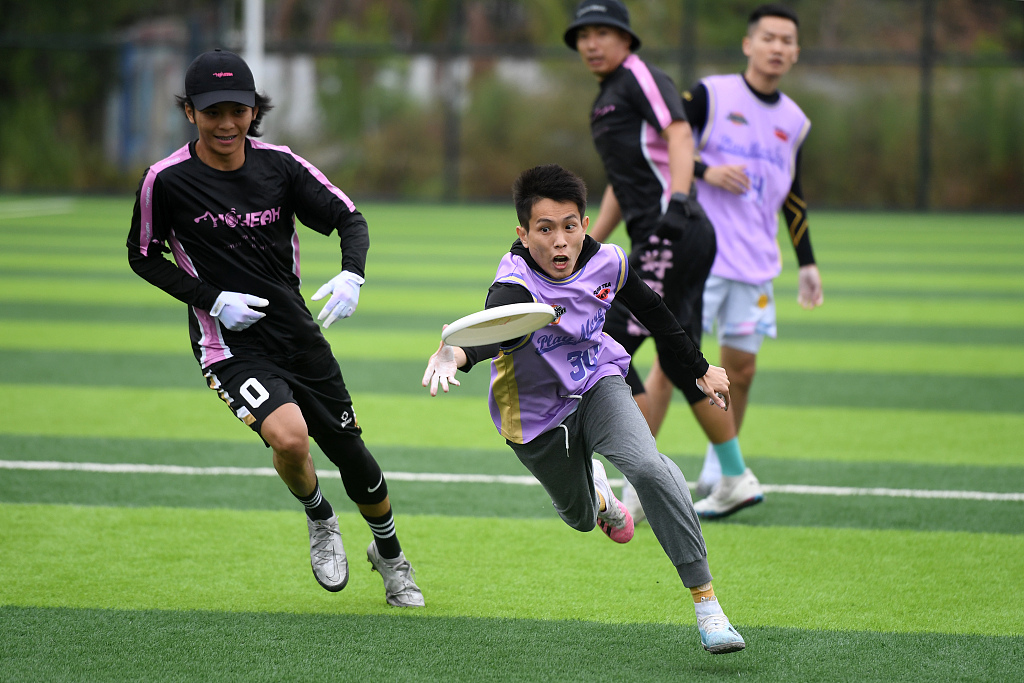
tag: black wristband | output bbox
[670,192,690,204]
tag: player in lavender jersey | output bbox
[423,165,747,655]
[126,50,423,606]
[675,4,823,516]
[566,0,764,524]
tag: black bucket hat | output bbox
[564,0,642,51]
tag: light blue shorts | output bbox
[702,275,777,354]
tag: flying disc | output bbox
[441,303,557,346]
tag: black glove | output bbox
[654,193,703,241]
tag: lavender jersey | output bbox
[694,74,810,284]
[488,244,631,444]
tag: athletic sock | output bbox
[699,442,721,481]
[363,509,402,560]
[690,581,717,604]
[293,478,334,521]
[713,437,746,477]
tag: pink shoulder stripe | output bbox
[139,144,192,256]
[623,54,672,130]
[250,139,356,212]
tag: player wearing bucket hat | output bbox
[563,0,641,51]
[569,0,762,529]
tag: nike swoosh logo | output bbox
[367,473,384,493]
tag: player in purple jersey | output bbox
[565,0,765,523]
[649,5,825,517]
[422,165,746,655]
[126,50,423,606]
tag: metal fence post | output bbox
[917,0,936,210]
[442,0,465,202]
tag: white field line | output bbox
[2,459,1023,502]
[0,198,75,220]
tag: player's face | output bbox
[516,199,589,280]
[185,101,258,171]
[576,25,633,79]
[743,16,799,80]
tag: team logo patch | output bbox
[774,127,789,142]
[757,294,769,309]
[593,282,612,300]
[727,111,749,125]
[551,304,566,324]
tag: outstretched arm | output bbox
[616,268,729,410]
[422,280,533,395]
[422,338,468,396]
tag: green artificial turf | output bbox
[1,198,1022,681]
[2,503,1023,637]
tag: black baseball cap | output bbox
[184,49,256,111]
[564,0,641,51]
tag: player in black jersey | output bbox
[126,50,423,606]
[566,1,762,523]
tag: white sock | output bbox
[698,442,721,484]
[593,459,613,513]
[694,597,725,618]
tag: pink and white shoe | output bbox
[593,459,634,543]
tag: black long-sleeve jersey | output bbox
[683,78,816,267]
[589,55,689,242]
[460,236,709,379]
[127,138,369,367]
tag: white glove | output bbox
[211,291,269,331]
[422,341,461,397]
[311,270,364,328]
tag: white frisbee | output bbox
[441,303,557,346]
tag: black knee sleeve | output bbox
[314,430,388,506]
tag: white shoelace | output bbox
[698,612,732,633]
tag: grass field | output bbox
[0,196,1022,682]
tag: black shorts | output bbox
[605,214,717,405]
[203,344,362,444]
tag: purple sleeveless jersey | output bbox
[488,244,632,444]
[694,74,810,284]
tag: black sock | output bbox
[363,509,402,559]
[293,479,334,521]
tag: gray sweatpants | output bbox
[509,374,712,588]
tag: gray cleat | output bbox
[307,514,348,592]
[367,541,425,607]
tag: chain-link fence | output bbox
[2,0,1022,209]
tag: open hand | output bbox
[312,270,364,328]
[422,340,461,397]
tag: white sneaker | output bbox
[621,479,646,525]
[695,443,721,499]
[693,468,764,519]
[695,598,746,654]
[592,458,634,543]
[367,541,425,607]
[307,514,348,592]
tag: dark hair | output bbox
[175,92,274,137]
[748,3,799,30]
[513,164,588,230]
